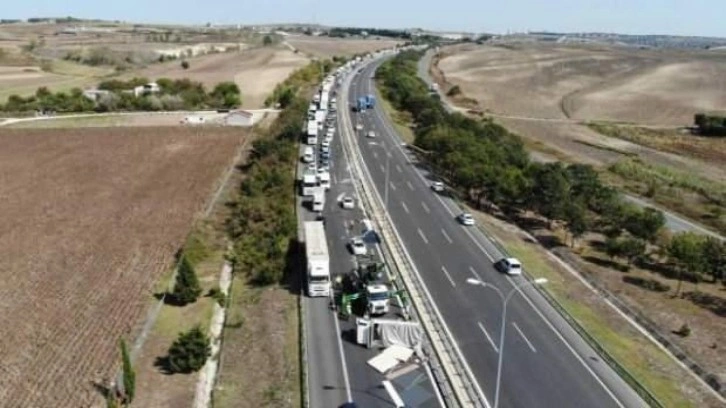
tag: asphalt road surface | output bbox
[345,56,646,408]
[299,91,440,408]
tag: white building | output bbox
[224,110,254,127]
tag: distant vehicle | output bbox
[349,237,367,256]
[341,196,355,209]
[366,130,376,138]
[304,221,330,297]
[319,155,330,168]
[458,213,475,226]
[431,181,445,192]
[356,97,367,112]
[312,188,325,212]
[365,94,376,109]
[320,145,330,154]
[494,257,523,276]
[321,140,330,149]
[317,171,331,190]
[355,123,363,130]
[302,147,314,163]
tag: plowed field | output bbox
[0,127,244,407]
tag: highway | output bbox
[345,56,646,407]
[418,49,724,242]
[299,83,441,407]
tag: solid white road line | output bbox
[406,181,414,191]
[417,228,429,245]
[389,181,397,191]
[513,322,537,353]
[441,266,457,287]
[330,296,354,402]
[421,202,430,213]
[379,164,385,173]
[441,229,453,244]
[478,321,499,353]
[372,150,378,160]
[396,164,403,173]
[469,266,482,281]
[401,201,410,214]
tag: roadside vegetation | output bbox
[377,50,726,405]
[214,60,335,407]
[1,77,242,113]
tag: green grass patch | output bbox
[375,82,416,145]
[503,238,694,407]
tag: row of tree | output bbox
[1,77,241,113]
[265,58,336,108]
[694,113,726,136]
[377,50,726,290]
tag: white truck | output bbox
[315,109,326,127]
[319,93,329,112]
[304,221,331,297]
[365,283,391,315]
[317,170,331,190]
[306,122,318,145]
[300,171,318,197]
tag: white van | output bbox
[318,171,331,190]
[302,147,314,163]
[312,188,325,212]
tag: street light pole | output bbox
[466,277,547,408]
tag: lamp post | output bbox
[466,277,548,408]
[368,141,390,209]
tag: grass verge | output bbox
[375,83,416,144]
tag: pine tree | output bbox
[167,326,211,373]
[171,255,202,305]
[120,339,135,404]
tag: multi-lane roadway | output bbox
[344,56,646,408]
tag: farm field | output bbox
[285,35,402,58]
[122,45,309,108]
[0,127,244,407]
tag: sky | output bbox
[4,0,724,38]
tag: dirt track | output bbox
[0,127,244,407]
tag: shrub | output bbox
[181,60,190,70]
[167,326,210,373]
[674,323,691,337]
[622,276,670,292]
[446,85,461,96]
[170,255,202,305]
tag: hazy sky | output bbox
[4,0,723,37]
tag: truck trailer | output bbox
[304,221,331,297]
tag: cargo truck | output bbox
[304,221,331,297]
[306,122,318,145]
[356,96,367,112]
[300,171,319,196]
[365,94,376,109]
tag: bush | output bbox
[167,326,211,373]
[170,255,202,305]
[622,276,670,292]
[181,60,190,70]
[674,323,691,337]
[207,287,227,307]
[446,85,461,96]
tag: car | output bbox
[321,140,330,148]
[319,157,330,168]
[320,145,330,154]
[458,213,475,226]
[431,181,445,192]
[349,237,367,255]
[366,130,376,138]
[355,123,363,130]
[494,257,523,276]
[341,196,355,209]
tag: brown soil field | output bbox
[124,46,309,108]
[285,35,402,57]
[0,127,244,407]
[438,43,726,125]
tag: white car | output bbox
[356,123,363,130]
[320,145,330,154]
[458,213,475,226]
[341,196,355,210]
[494,258,523,276]
[366,130,376,138]
[349,237,367,255]
[431,181,445,192]
[321,140,330,149]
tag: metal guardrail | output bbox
[338,66,487,408]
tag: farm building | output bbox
[224,110,254,127]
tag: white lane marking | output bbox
[441,266,457,287]
[477,321,499,353]
[395,164,403,173]
[372,150,378,160]
[329,296,354,402]
[513,322,537,353]
[441,229,453,244]
[469,266,482,281]
[406,181,414,191]
[336,193,345,202]
[417,228,429,245]
[379,164,385,173]
[401,201,410,214]
[389,181,397,191]
[421,202,430,213]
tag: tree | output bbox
[167,326,211,373]
[263,35,273,46]
[701,237,726,283]
[619,237,646,266]
[564,201,589,247]
[120,339,135,404]
[624,207,665,243]
[210,81,241,109]
[668,232,705,296]
[528,162,571,227]
[170,255,202,305]
[181,60,190,70]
